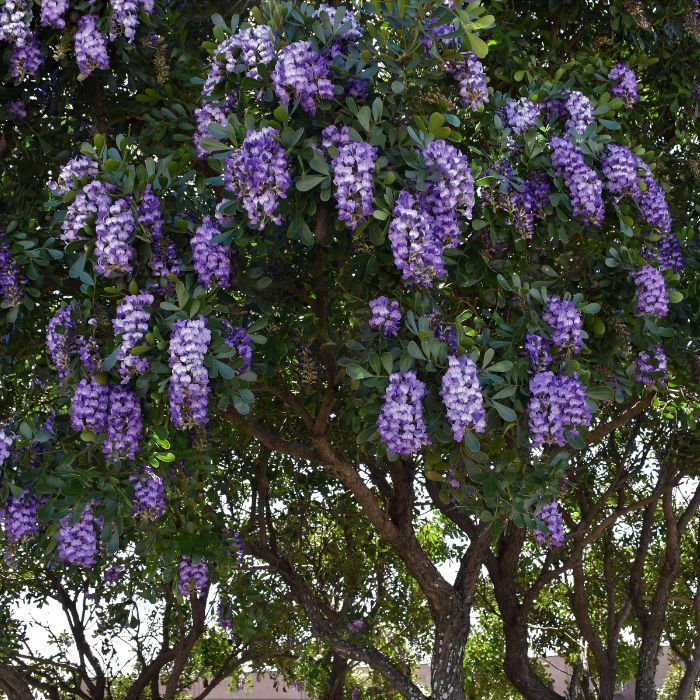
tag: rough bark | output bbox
[0,664,36,700]
[321,656,349,700]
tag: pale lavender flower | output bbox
[332,141,376,230]
[535,501,565,547]
[40,0,68,27]
[179,556,208,597]
[525,334,552,372]
[440,355,487,441]
[565,91,594,135]
[453,53,488,111]
[608,63,638,107]
[221,321,252,373]
[502,97,540,134]
[602,144,640,200]
[633,265,668,317]
[0,490,43,543]
[75,14,109,75]
[377,371,430,456]
[7,100,25,118]
[95,197,135,276]
[368,297,401,337]
[71,379,109,433]
[0,233,24,306]
[112,292,154,379]
[636,345,668,386]
[103,386,142,461]
[58,503,100,568]
[191,217,230,288]
[130,466,165,520]
[11,34,43,78]
[543,297,583,353]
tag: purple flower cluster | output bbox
[0,234,24,306]
[656,233,684,273]
[103,386,142,461]
[130,466,165,520]
[636,345,668,386]
[168,317,212,428]
[105,564,122,584]
[49,156,98,195]
[40,0,68,27]
[271,41,333,115]
[109,0,154,42]
[7,100,25,118]
[535,501,565,547]
[71,379,110,433]
[137,185,163,234]
[149,232,181,278]
[502,97,540,134]
[368,297,401,337]
[227,531,244,566]
[218,602,233,629]
[58,503,99,568]
[0,490,42,543]
[525,334,553,372]
[527,371,592,448]
[75,14,110,75]
[332,141,377,230]
[179,556,208,597]
[221,321,252,374]
[47,306,78,377]
[315,3,362,56]
[0,428,12,466]
[608,63,638,107]
[440,355,487,441]
[0,0,30,46]
[565,91,594,135]
[602,145,640,201]
[543,297,583,353]
[61,180,113,244]
[322,124,350,150]
[633,266,668,317]
[95,197,135,276]
[112,292,153,378]
[550,136,604,227]
[11,34,43,78]
[224,127,291,230]
[191,218,230,288]
[388,191,446,286]
[193,100,233,159]
[377,371,430,456]
[454,53,488,112]
[636,159,671,232]
[348,619,364,633]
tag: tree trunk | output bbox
[0,665,37,700]
[430,607,471,700]
[321,655,349,700]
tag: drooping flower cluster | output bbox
[440,355,487,442]
[193,100,234,159]
[633,266,668,318]
[47,306,78,377]
[321,124,351,150]
[608,63,638,107]
[130,466,165,520]
[0,429,12,466]
[179,556,208,597]
[315,3,362,56]
[636,158,671,233]
[109,0,154,42]
[420,18,454,52]
[543,297,583,353]
[74,14,110,75]
[58,503,99,568]
[7,100,25,118]
[103,386,143,461]
[49,156,98,195]
[388,191,445,286]
[61,180,113,244]
[636,345,668,386]
[137,185,163,234]
[0,234,24,306]
[227,531,245,566]
[377,371,430,456]
[656,233,684,273]
[112,292,153,379]
[453,53,488,111]
[0,0,30,46]
[535,501,565,547]
[271,41,333,115]
[95,197,135,275]
[191,218,230,288]
[168,317,212,428]
[565,91,594,135]
[525,334,553,372]
[218,602,233,629]
[71,379,110,433]
[105,564,122,583]
[348,619,364,633]
[527,371,592,448]
[601,145,640,201]
[11,34,43,78]
[225,127,291,231]
[0,490,42,543]
[222,321,252,374]
[550,137,604,227]
[368,297,401,337]
[40,0,68,27]
[502,97,540,134]
[332,141,377,230]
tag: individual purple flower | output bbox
[112,292,154,379]
[525,334,552,372]
[332,141,377,230]
[58,503,100,568]
[168,317,212,428]
[608,63,638,107]
[601,144,640,200]
[565,91,594,135]
[179,555,208,597]
[376,371,430,456]
[71,379,110,433]
[191,217,230,288]
[550,136,604,227]
[7,100,25,119]
[636,345,668,386]
[224,127,291,231]
[440,355,487,441]
[321,124,351,150]
[633,266,668,318]
[453,53,488,112]
[75,14,110,75]
[0,428,13,466]
[388,191,445,287]
[49,156,98,195]
[47,306,79,377]
[543,297,583,353]
[61,179,114,244]
[95,197,135,276]
[0,490,42,543]
[635,157,671,233]
[105,564,122,583]
[271,41,334,115]
[527,371,592,448]
[535,501,565,547]
[502,97,540,134]
[0,233,25,307]
[369,297,401,337]
[221,321,252,374]
[130,466,165,520]
[103,386,142,461]
[11,34,43,79]
[40,0,68,27]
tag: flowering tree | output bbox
[2,0,700,697]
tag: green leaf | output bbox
[59,452,76,469]
[357,426,379,444]
[464,430,480,452]
[198,137,229,152]
[296,175,327,192]
[484,476,499,500]
[214,360,235,379]
[668,290,683,303]
[491,401,516,422]
[466,31,488,58]
[19,421,33,439]
[487,361,513,373]
[102,344,122,371]
[69,253,86,279]
[587,386,614,401]
[407,341,426,361]
[381,352,394,375]
[346,363,374,379]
